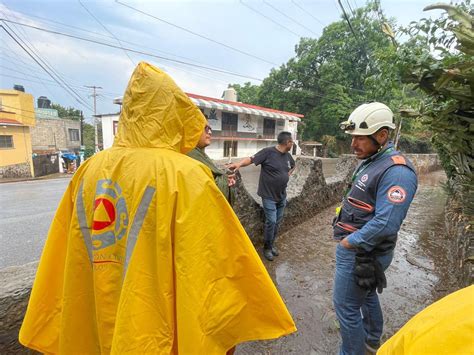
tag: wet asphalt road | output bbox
[0,177,71,268]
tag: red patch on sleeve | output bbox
[387,186,407,203]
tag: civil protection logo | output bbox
[91,179,129,250]
[387,186,407,204]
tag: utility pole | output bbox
[394,117,403,150]
[80,110,84,146]
[85,85,102,153]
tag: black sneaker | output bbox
[263,249,274,261]
[365,341,380,354]
[271,246,279,256]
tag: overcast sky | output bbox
[0,0,445,122]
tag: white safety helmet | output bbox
[340,102,395,135]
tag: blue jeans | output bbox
[333,243,394,355]
[262,197,286,250]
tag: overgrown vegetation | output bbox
[397,2,473,216]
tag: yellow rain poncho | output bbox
[19,62,296,354]
[377,285,474,354]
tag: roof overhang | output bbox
[189,96,302,122]
[112,95,303,122]
[0,118,25,127]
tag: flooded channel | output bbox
[237,170,458,354]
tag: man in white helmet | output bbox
[332,102,418,355]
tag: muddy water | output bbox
[237,170,458,354]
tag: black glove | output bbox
[373,259,387,294]
[354,252,377,291]
[354,251,387,294]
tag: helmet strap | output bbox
[368,131,389,156]
[369,134,382,151]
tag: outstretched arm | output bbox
[226,157,252,171]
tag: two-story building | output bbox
[0,87,36,178]
[98,89,303,159]
[31,106,81,155]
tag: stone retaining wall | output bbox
[445,195,474,287]
[0,262,37,354]
[232,156,356,244]
[404,153,441,174]
[0,162,32,179]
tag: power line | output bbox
[239,0,303,38]
[0,7,92,108]
[2,48,251,102]
[345,0,356,16]
[0,18,266,82]
[12,8,256,89]
[7,9,227,71]
[291,0,326,27]
[1,15,370,96]
[0,19,367,106]
[262,0,319,36]
[0,8,59,100]
[78,0,135,66]
[0,50,84,89]
[336,0,358,39]
[1,22,93,112]
[0,7,94,109]
[114,0,276,66]
[0,46,57,99]
[0,70,120,99]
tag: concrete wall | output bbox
[100,114,120,150]
[0,126,34,178]
[30,117,81,153]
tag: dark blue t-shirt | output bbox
[251,147,295,202]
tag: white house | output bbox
[97,89,303,159]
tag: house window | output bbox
[0,135,13,148]
[69,128,80,142]
[222,112,238,136]
[263,118,276,138]
[223,141,238,157]
[113,121,119,135]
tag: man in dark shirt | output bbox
[227,131,295,261]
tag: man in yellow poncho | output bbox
[19,62,296,354]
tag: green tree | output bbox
[228,1,427,147]
[228,82,260,105]
[51,103,81,120]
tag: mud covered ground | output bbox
[236,170,458,354]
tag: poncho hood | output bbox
[113,62,206,153]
